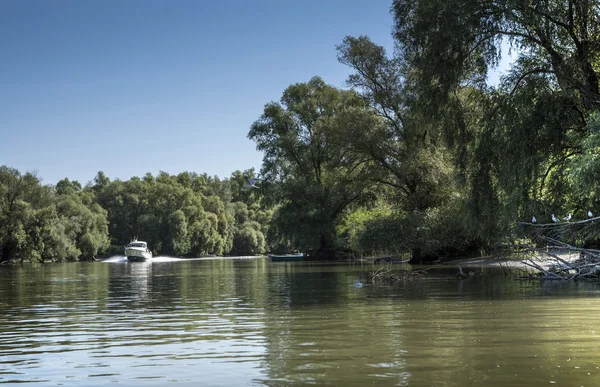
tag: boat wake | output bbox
[99,255,183,263]
[98,256,258,263]
[152,256,182,262]
[101,255,128,263]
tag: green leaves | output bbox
[249,77,379,253]
[94,171,236,257]
[568,113,600,207]
[0,166,110,262]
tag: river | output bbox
[1,257,600,386]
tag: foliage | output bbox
[0,169,110,262]
[231,221,266,256]
[393,0,600,113]
[374,0,600,255]
[344,195,475,261]
[0,167,270,262]
[49,187,110,261]
[568,113,600,213]
[248,77,379,254]
[337,202,392,254]
[93,171,237,256]
[337,36,458,212]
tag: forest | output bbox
[2,0,600,263]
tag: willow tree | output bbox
[391,0,600,157]
[0,167,54,262]
[391,0,600,233]
[337,36,458,212]
[227,170,270,255]
[335,35,475,261]
[49,180,110,261]
[393,0,600,112]
[92,171,235,256]
[248,77,379,256]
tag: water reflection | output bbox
[125,262,152,301]
[2,260,600,386]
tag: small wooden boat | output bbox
[268,253,304,262]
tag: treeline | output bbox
[0,167,271,263]
[247,0,600,262]
[5,0,600,263]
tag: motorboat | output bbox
[125,239,152,262]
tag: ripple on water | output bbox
[3,262,600,386]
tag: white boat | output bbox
[125,239,152,262]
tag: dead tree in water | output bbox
[367,265,430,284]
[500,216,600,280]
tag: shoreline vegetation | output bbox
[3,1,600,270]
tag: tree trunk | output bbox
[0,243,14,263]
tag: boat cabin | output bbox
[127,241,147,248]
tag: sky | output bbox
[1,1,510,186]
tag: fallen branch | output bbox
[497,227,600,281]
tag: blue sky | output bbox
[1,1,509,185]
[1,0,395,185]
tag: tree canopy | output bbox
[0,168,270,262]
[249,77,379,254]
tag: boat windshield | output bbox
[128,242,146,248]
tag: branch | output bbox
[508,68,554,96]
[539,152,577,196]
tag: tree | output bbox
[393,0,600,114]
[249,77,379,255]
[343,0,600,255]
[48,189,110,261]
[390,1,598,209]
[336,34,473,261]
[337,36,458,212]
[92,171,236,257]
[55,178,82,195]
[231,221,265,256]
[0,167,54,262]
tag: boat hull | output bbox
[127,255,151,262]
[125,248,152,262]
[269,254,304,262]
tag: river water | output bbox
[1,257,600,386]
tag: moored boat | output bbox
[268,253,304,262]
[125,239,152,262]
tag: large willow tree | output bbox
[249,77,379,255]
[337,35,458,212]
[335,35,471,261]
[391,0,600,232]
